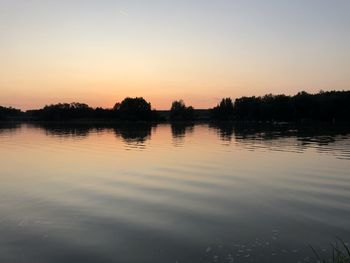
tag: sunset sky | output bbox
[1,0,349,110]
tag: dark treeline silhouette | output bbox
[113,97,158,121]
[169,100,195,121]
[212,90,350,122]
[211,98,234,120]
[1,90,350,122]
[29,102,95,121]
[0,106,22,120]
[26,97,161,121]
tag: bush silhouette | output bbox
[211,98,234,120]
[1,90,349,123]
[113,97,156,121]
[211,91,350,122]
[36,103,94,121]
[170,100,195,121]
[0,106,22,120]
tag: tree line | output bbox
[0,106,22,120]
[211,90,350,122]
[1,90,349,122]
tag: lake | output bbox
[0,122,349,263]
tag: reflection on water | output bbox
[28,122,350,157]
[171,123,195,147]
[29,123,157,149]
[210,122,350,159]
[0,122,21,135]
[0,122,350,263]
[114,123,153,143]
[171,123,195,138]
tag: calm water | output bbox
[0,123,350,263]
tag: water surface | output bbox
[0,123,349,263]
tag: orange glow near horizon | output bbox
[1,1,349,110]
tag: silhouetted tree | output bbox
[170,100,195,121]
[36,102,94,121]
[3,90,350,123]
[211,91,350,122]
[233,96,261,120]
[211,98,234,120]
[0,106,22,120]
[94,107,114,119]
[113,97,156,121]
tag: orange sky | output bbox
[1,1,349,110]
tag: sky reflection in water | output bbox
[0,123,349,263]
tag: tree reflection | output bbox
[113,123,154,144]
[31,122,156,147]
[209,122,234,141]
[171,123,194,138]
[0,122,21,135]
[30,123,96,138]
[170,122,194,147]
[210,122,350,156]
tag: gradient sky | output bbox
[1,0,349,110]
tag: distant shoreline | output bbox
[2,119,350,126]
[1,90,349,123]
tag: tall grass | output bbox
[310,239,350,263]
